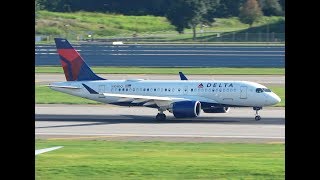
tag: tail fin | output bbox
[54,38,105,81]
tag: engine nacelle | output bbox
[203,107,230,113]
[171,101,201,118]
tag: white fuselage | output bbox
[50,79,281,108]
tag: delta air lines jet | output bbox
[49,38,281,121]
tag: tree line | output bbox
[36,0,285,39]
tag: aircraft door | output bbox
[240,86,247,99]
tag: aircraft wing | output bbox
[102,93,217,107]
[35,146,63,155]
[83,83,218,107]
[102,93,185,107]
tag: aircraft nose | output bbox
[270,93,281,105]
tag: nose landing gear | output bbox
[253,107,262,121]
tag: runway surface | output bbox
[35,104,285,143]
[35,73,285,87]
[35,44,285,67]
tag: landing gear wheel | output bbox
[156,113,166,121]
[253,107,262,121]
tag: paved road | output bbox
[35,44,285,67]
[35,73,285,87]
[35,104,285,143]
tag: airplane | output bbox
[35,146,63,155]
[48,38,281,121]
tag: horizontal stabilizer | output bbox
[46,85,81,89]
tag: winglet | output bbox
[179,72,188,80]
[82,83,99,94]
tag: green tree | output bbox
[239,0,263,27]
[166,0,219,40]
[217,0,245,17]
[279,0,285,11]
[259,0,283,16]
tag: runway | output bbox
[35,73,285,87]
[35,104,285,143]
[35,44,285,67]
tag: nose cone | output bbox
[270,93,281,105]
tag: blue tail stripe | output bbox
[78,62,105,81]
[54,38,73,49]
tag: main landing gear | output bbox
[156,109,166,121]
[253,107,262,121]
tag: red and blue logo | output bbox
[198,83,204,88]
[54,38,104,81]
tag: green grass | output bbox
[35,66,285,75]
[35,85,100,104]
[269,86,285,107]
[36,10,284,42]
[35,85,285,107]
[36,140,284,179]
[36,10,175,38]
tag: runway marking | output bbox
[36,132,284,139]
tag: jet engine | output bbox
[171,101,201,118]
[203,107,230,113]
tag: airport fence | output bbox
[36,31,285,43]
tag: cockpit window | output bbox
[256,88,272,93]
[262,88,271,92]
[256,88,263,93]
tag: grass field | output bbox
[36,140,284,179]
[35,66,285,75]
[36,10,284,42]
[35,85,285,107]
